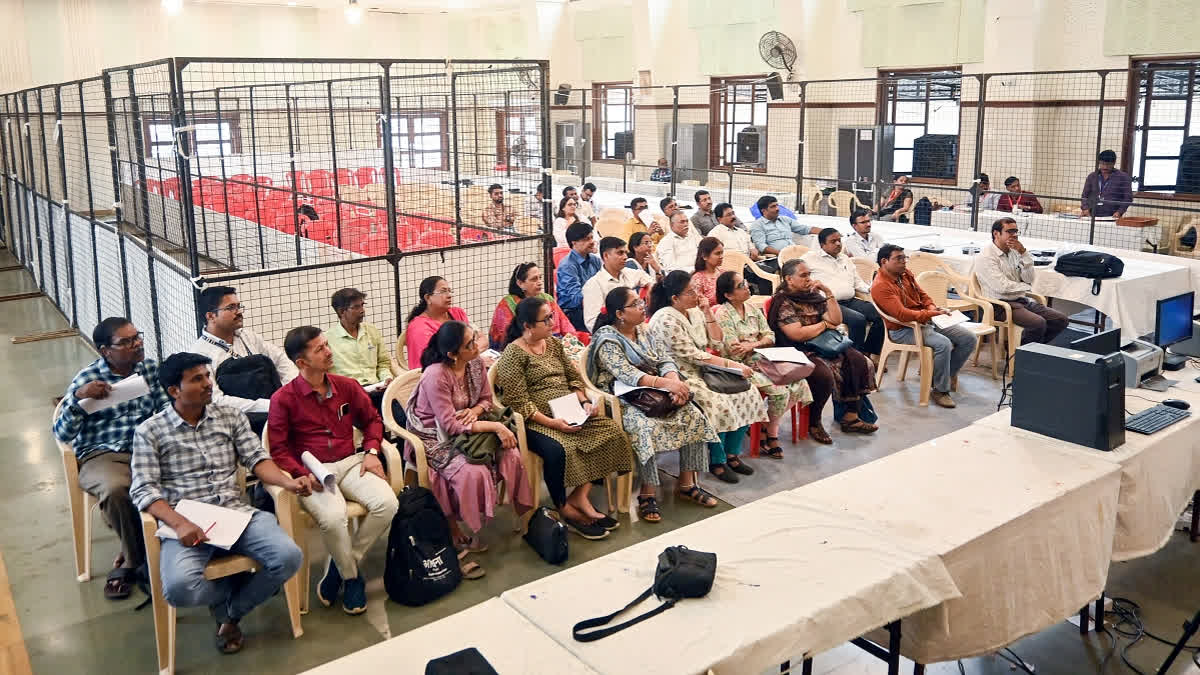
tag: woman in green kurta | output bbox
[494,296,633,540]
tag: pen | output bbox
[204,522,217,536]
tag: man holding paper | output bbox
[53,317,171,600]
[871,244,976,409]
[130,353,304,655]
[268,326,398,616]
[326,287,397,412]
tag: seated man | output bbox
[1081,149,1133,218]
[650,157,671,182]
[802,228,884,359]
[327,287,396,412]
[957,172,1000,212]
[871,244,976,409]
[655,211,703,272]
[555,221,603,332]
[130,352,305,655]
[578,182,599,225]
[690,189,743,236]
[974,218,1067,345]
[268,326,398,615]
[53,317,171,600]
[841,209,886,260]
[583,236,655,331]
[619,197,663,243]
[481,183,517,231]
[996,176,1043,214]
[190,286,298,418]
[749,195,822,260]
[528,184,545,221]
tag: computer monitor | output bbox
[1071,327,1122,356]
[1155,292,1195,348]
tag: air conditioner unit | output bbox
[736,126,764,166]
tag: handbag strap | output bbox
[572,587,675,642]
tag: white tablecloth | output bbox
[300,598,597,675]
[501,492,960,675]
[931,208,1158,251]
[791,214,1193,339]
[974,372,1200,562]
[794,426,1122,664]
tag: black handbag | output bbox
[523,507,568,564]
[619,388,687,417]
[425,648,498,675]
[572,546,717,642]
[699,364,751,394]
[802,328,853,360]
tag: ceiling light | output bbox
[345,0,363,24]
[162,0,183,15]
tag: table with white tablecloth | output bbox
[501,492,960,675]
[930,208,1159,251]
[300,598,598,675]
[794,425,1123,665]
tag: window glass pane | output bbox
[1148,99,1187,126]
[609,89,627,104]
[1146,129,1184,156]
[1131,130,1144,188]
[418,152,441,168]
[1191,99,1200,135]
[392,117,408,133]
[151,143,173,159]
[893,149,913,173]
[893,125,924,149]
[895,101,925,124]
[734,103,752,122]
[927,101,959,134]
[1142,159,1178,186]
[1152,70,1189,97]
[754,102,768,124]
[195,124,221,142]
[605,140,615,157]
[415,134,441,151]
[221,142,232,155]
[418,118,440,134]
[149,124,173,143]
[195,143,223,157]
[608,106,626,123]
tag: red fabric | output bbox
[996,191,1043,214]
[267,373,383,478]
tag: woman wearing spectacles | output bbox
[406,276,479,370]
[584,287,717,524]
[713,271,812,460]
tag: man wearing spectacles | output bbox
[190,286,298,421]
[973,218,1067,345]
[842,209,886,260]
[53,317,172,600]
[582,236,655,331]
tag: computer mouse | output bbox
[1162,399,1190,411]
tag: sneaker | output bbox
[342,575,367,615]
[594,514,620,531]
[563,515,609,540]
[931,391,957,408]
[316,558,342,608]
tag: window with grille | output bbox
[711,77,769,168]
[502,112,540,170]
[880,70,961,177]
[1129,60,1200,194]
[146,119,235,160]
[388,112,447,170]
[592,82,633,160]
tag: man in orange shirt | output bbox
[870,244,976,409]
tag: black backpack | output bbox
[913,196,933,225]
[215,354,282,401]
[385,486,461,606]
[1054,251,1124,295]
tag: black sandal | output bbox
[637,495,662,523]
[214,622,244,654]
[676,485,718,508]
[759,436,784,459]
[104,567,134,600]
[809,425,833,445]
[726,456,755,476]
[709,463,740,484]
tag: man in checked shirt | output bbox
[131,352,305,654]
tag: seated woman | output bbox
[489,262,587,360]
[585,287,719,523]
[406,276,476,370]
[713,271,812,458]
[692,236,724,308]
[405,321,534,558]
[551,197,580,248]
[647,270,767,489]
[494,297,634,540]
[766,259,878,444]
[876,175,913,222]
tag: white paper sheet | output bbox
[549,393,588,426]
[931,310,969,330]
[703,363,746,376]
[363,380,388,393]
[155,499,253,550]
[77,375,150,414]
[753,347,813,365]
[612,380,668,397]
[301,451,338,492]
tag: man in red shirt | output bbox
[996,176,1043,214]
[268,325,398,615]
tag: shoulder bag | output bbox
[802,328,853,360]
[523,507,568,565]
[754,358,814,385]
[699,364,752,394]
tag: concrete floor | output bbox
[2,247,1199,674]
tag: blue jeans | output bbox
[159,510,302,624]
[888,323,976,393]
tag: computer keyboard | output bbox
[1125,404,1191,434]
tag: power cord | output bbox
[996,351,1015,410]
[998,647,1036,674]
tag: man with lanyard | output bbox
[1081,149,1133,218]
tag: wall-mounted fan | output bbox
[759,31,797,81]
[516,68,540,92]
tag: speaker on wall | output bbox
[613,131,634,160]
[554,83,571,106]
[1174,136,1200,195]
[736,126,763,165]
[912,134,958,180]
[765,72,783,101]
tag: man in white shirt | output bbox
[972,217,1067,345]
[190,285,298,417]
[583,237,655,332]
[957,173,1001,212]
[577,182,598,225]
[801,228,884,357]
[655,211,702,272]
[841,209,886,260]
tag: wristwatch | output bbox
[366,448,379,457]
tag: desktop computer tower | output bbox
[1011,343,1125,451]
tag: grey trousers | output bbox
[888,323,977,393]
[78,451,145,568]
[639,442,708,487]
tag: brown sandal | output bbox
[840,418,878,434]
[808,425,833,445]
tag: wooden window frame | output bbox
[709,75,770,172]
[877,67,962,183]
[591,81,634,162]
[495,109,541,173]
[143,113,242,160]
[1124,56,1200,195]
[383,109,449,172]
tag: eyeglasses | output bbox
[536,314,555,325]
[218,302,245,313]
[1003,229,1020,235]
[108,332,145,349]
[735,280,748,290]
[431,288,453,296]
[890,255,909,262]
[623,299,646,310]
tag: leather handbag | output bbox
[573,546,717,642]
[699,364,752,394]
[425,648,498,675]
[802,328,853,360]
[754,358,814,385]
[619,388,686,417]
[523,507,568,565]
